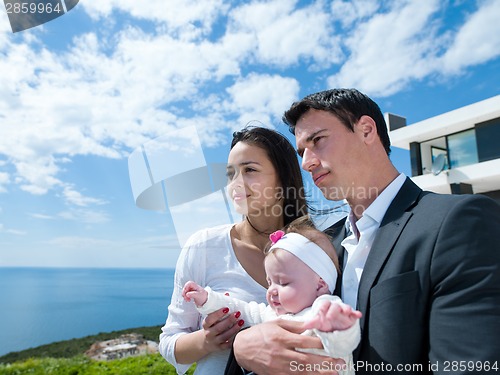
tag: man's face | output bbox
[295,109,366,201]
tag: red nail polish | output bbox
[225,292,230,296]
[222,307,229,314]
[238,319,244,326]
[234,311,241,319]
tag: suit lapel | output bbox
[357,178,421,328]
[324,217,347,296]
[324,216,347,262]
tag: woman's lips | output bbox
[232,194,248,201]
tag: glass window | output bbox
[476,117,500,163]
[447,129,478,168]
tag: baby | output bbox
[183,218,361,375]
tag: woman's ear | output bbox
[316,278,330,296]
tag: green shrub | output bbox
[0,326,163,364]
[0,354,196,375]
[0,325,196,374]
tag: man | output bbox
[228,89,500,374]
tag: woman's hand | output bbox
[201,306,244,352]
[174,306,244,364]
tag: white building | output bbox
[388,95,500,204]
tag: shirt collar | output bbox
[364,173,406,224]
[345,173,406,232]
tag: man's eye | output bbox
[313,136,323,144]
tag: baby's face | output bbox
[264,249,322,315]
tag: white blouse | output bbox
[159,224,267,375]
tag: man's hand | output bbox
[233,319,345,375]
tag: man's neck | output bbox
[348,169,400,220]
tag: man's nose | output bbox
[301,148,319,172]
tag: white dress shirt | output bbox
[341,174,406,308]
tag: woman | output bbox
[159,126,308,374]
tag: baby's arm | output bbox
[182,280,208,307]
[303,297,362,332]
[196,287,273,326]
[304,295,362,358]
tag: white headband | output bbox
[269,232,337,293]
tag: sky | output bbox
[0,0,499,269]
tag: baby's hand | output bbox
[182,281,208,307]
[303,300,362,332]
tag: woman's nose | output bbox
[228,170,244,188]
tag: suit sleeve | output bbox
[429,195,500,369]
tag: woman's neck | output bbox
[237,215,284,249]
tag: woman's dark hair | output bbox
[231,126,308,225]
[282,88,391,155]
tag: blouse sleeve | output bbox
[158,231,207,374]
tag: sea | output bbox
[0,267,175,357]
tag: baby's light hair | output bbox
[265,215,340,274]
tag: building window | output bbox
[476,117,500,163]
[447,129,478,169]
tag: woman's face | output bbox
[226,142,282,217]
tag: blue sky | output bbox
[0,0,499,268]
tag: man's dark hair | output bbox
[282,88,391,155]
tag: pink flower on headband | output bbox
[269,230,285,245]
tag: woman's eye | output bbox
[245,167,256,173]
[226,171,235,180]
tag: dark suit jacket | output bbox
[327,178,500,374]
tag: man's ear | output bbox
[317,278,330,296]
[355,115,378,145]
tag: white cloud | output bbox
[328,0,500,97]
[328,0,442,96]
[330,0,380,27]
[0,171,9,192]
[230,0,342,67]
[58,208,110,224]
[0,223,26,235]
[29,213,54,220]
[46,236,114,249]
[80,0,228,37]
[225,73,300,127]
[61,186,108,207]
[441,0,500,74]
